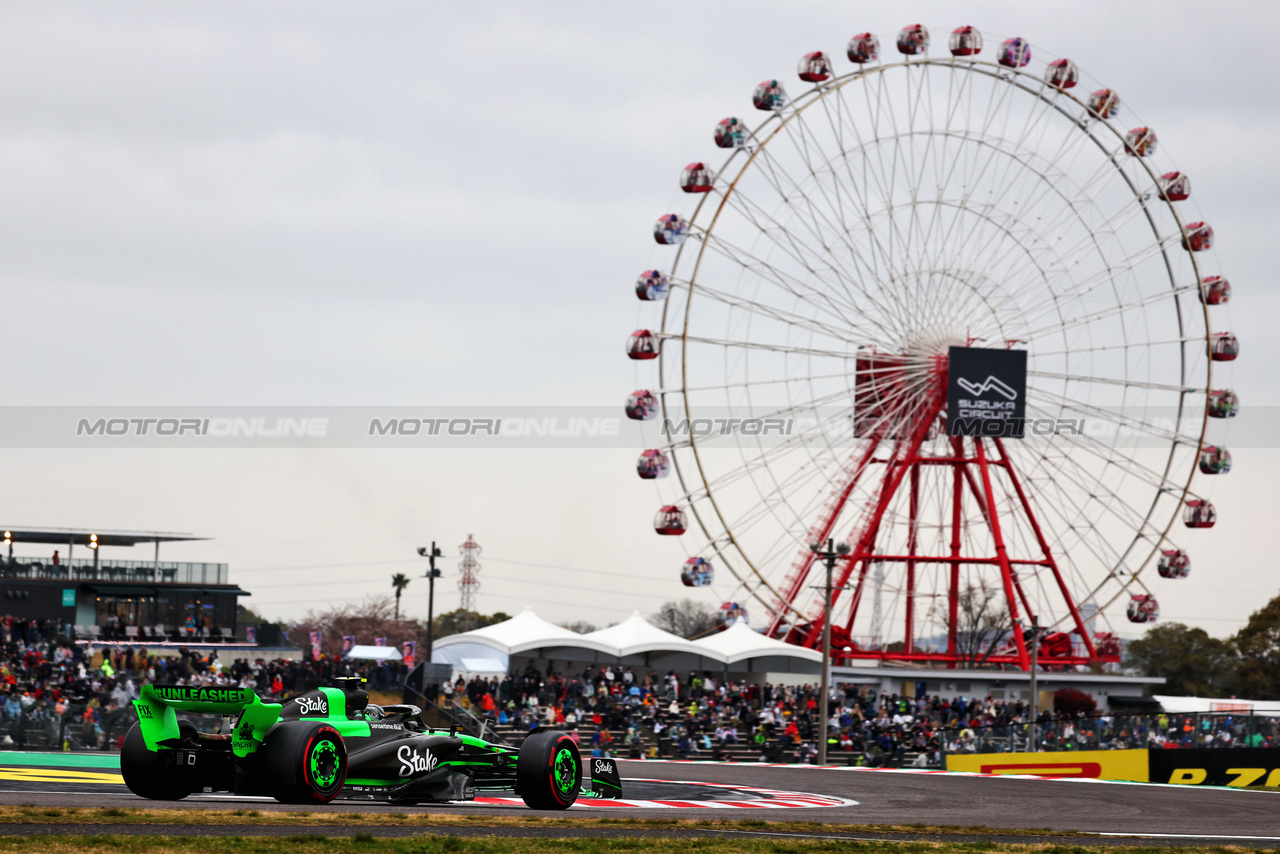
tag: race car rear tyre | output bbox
[259,721,348,804]
[120,721,191,801]
[517,730,581,810]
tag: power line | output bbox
[236,555,666,585]
[250,588,655,619]
[483,556,660,583]
[245,570,674,603]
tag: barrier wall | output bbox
[947,749,1148,782]
[1148,747,1280,787]
[947,747,1280,786]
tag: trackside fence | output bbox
[941,711,1280,755]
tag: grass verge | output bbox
[0,835,1263,854]
[2,805,1085,836]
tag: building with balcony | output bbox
[0,527,250,642]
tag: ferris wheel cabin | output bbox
[1199,276,1230,305]
[680,162,714,193]
[1199,445,1232,475]
[1125,126,1158,157]
[714,117,748,149]
[998,37,1032,68]
[797,51,833,82]
[719,602,748,626]
[896,24,929,55]
[1046,58,1080,89]
[654,505,687,536]
[1208,389,1239,418]
[1094,633,1123,658]
[635,269,670,301]
[636,449,670,480]
[1127,594,1160,624]
[846,33,879,63]
[626,329,659,360]
[1158,171,1191,202]
[1158,549,1191,579]
[1183,499,1217,528]
[948,26,982,57]
[654,214,689,245]
[1210,332,1239,361]
[752,80,788,111]
[681,557,714,587]
[1182,221,1214,252]
[625,390,658,421]
[1088,88,1121,118]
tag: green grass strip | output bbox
[0,752,120,768]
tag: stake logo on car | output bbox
[397,745,437,777]
[593,759,615,776]
[295,696,327,715]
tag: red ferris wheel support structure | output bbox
[764,356,1114,670]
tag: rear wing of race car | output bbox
[133,684,283,758]
[584,756,622,799]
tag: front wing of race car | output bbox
[582,757,623,799]
[339,737,623,803]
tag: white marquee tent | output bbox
[345,644,403,661]
[692,619,823,665]
[431,606,821,673]
[581,611,705,658]
[1153,695,1280,716]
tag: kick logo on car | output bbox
[397,745,437,777]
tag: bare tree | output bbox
[290,596,415,658]
[558,620,598,634]
[954,581,1014,667]
[651,598,719,639]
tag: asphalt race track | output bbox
[0,755,1277,845]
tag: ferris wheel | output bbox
[626,25,1237,669]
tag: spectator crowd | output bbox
[0,615,407,751]
[444,663,1280,765]
[1,616,1275,763]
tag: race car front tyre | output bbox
[517,730,581,810]
[259,721,348,804]
[120,721,192,801]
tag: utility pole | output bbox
[1026,615,1043,752]
[418,542,444,659]
[810,537,850,766]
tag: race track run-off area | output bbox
[0,753,852,810]
[0,754,1278,842]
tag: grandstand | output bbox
[0,527,250,642]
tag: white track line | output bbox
[618,758,1280,793]
[1091,832,1280,841]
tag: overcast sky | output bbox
[1,2,1276,641]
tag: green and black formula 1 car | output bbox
[122,679,621,808]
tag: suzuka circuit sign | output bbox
[946,346,1028,438]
